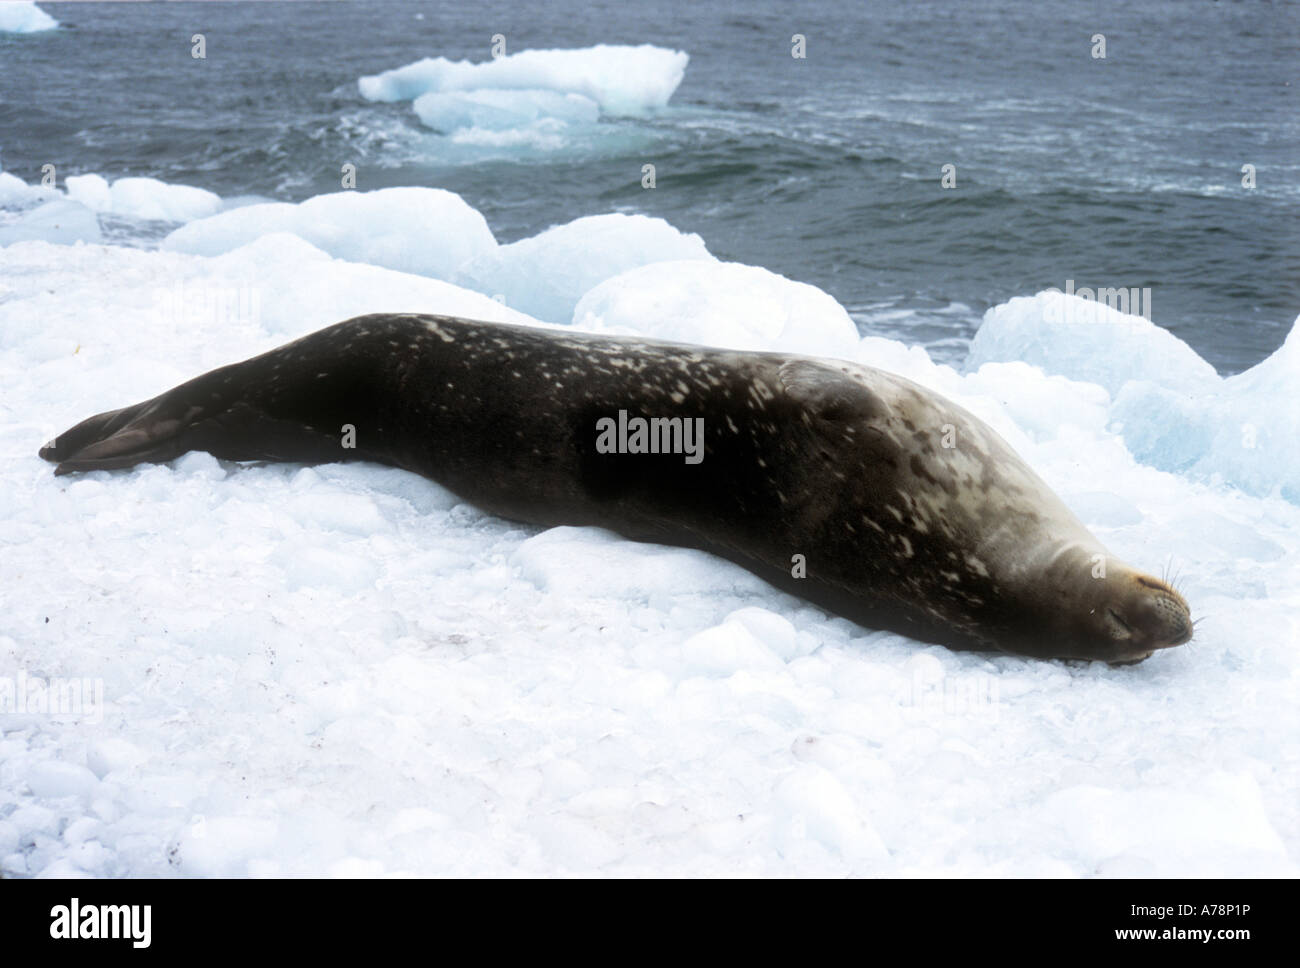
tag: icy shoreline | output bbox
[1,175,1296,877]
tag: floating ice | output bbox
[456,213,713,323]
[163,187,497,281]
[413,89,600,133]
[359,44,689,117]
[65,174,223,222]
[0,1,56,33]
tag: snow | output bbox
[1,185,1297,877]
[0,1,56,33]
[359,44,688,118]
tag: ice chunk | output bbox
[0,2,57,33]
[0,170,58,207]
[967,291,1300,502]
[776,765,888,860]
[574,259,861,359]
[163,187,496,280]
[456,213,713,322]
[22,761,99,800]
[203,232,540,336]
[968,291,1218,395]
[66,174,222,222]
[680,620,785,677]
[0,198,101,245]
[1114,316,1300,502]
[359,44,688,117]
[413,89,599,132]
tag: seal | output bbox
[40,312,1192,662]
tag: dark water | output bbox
[2,0,1296,372]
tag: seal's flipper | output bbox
[40,365,357,475]
[40,394,199,474]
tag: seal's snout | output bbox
[1106,574,1193,657]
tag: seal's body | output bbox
[41,313,1192,662]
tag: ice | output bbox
[163,187,497,281]
[969,291,1219,396]
[359,44,688,117]
[776,765,888,861]
[1041,773,1292,877]
[1,191,1297,877]
[0,171,227,246]
[1114,320,1300,502]
[21,761,99,800]
[967,290,1300,502]
[679,620,787,677]
[0,199,101,245]
[456,213,713,323]
[413,89,599,133]
[0,171,58,207]
[574,259,862,358]
[0,1,56,33]
[66,174,222,222]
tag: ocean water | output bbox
[2,0,1295,372]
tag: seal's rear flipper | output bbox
[40,395,196,474]
[40,373,355,476]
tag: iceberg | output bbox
[358,44,689,118]
[0,1,56,33]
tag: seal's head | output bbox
[1077,565,1193,663]
[774,358,1195,664]
[1003,545,1194,663]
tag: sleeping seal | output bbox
[40,313,1192,662]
